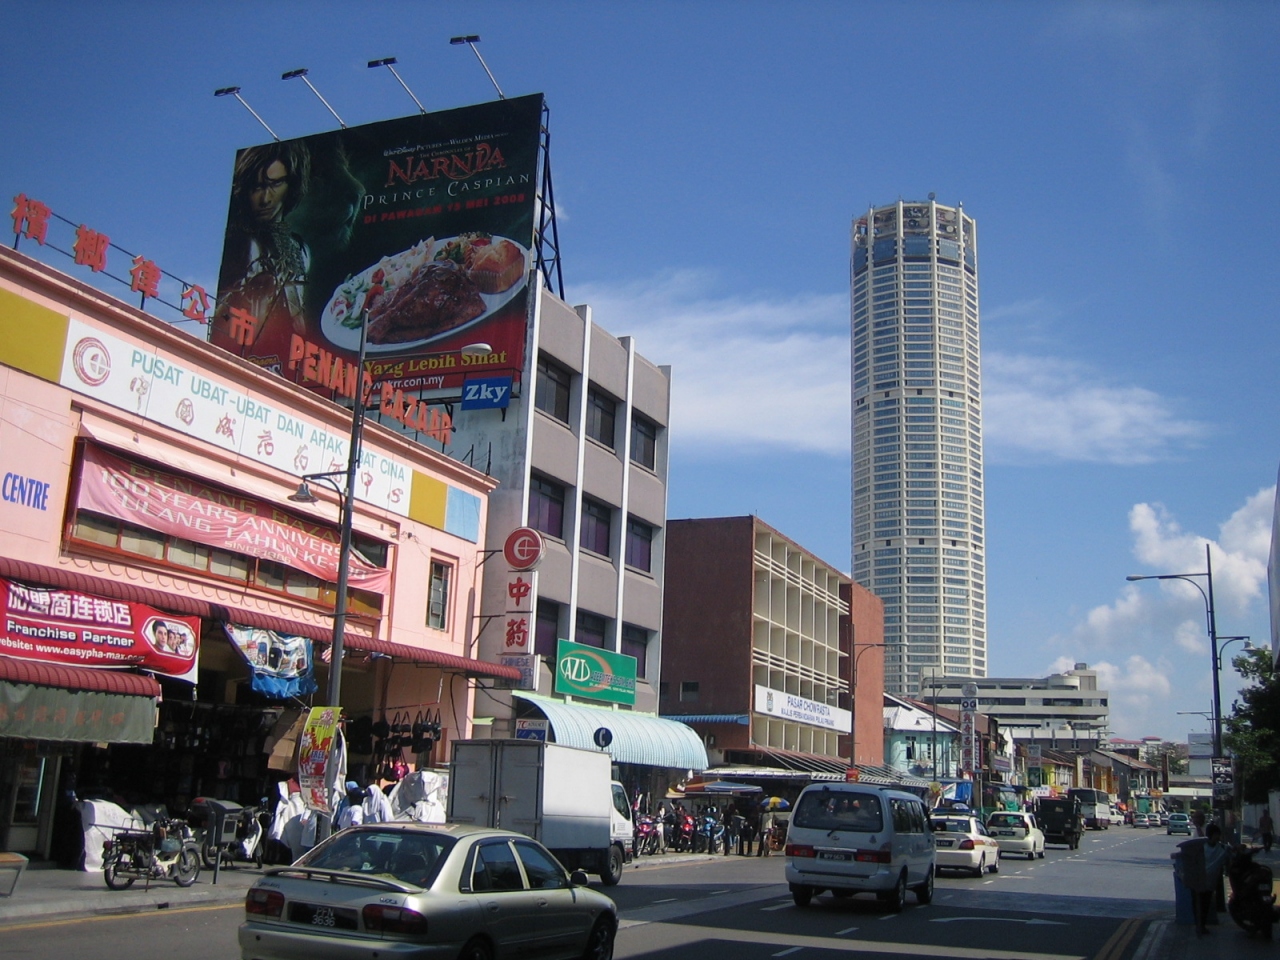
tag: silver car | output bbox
[239,822,617,960]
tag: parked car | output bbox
[986,812,1046,860]
[1133,813,1150,828]
[1167,813,1193,836]
[1158,811,1170,827]
[238,822,617,960]
[784,783,935,911]
[1109,806,1125,826]
[930,814,1000,877]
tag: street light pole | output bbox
[849,642,886,770]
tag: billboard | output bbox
[554,639,636,706]
[210,94,544,401]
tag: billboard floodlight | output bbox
[368,56,426,114]
[449,35,505,100]
[282,66,347,129]
[213,86,279,141]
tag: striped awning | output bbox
[514,692,708,771]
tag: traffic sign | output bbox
[593,727,613,749]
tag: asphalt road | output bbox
[1,825,1181,960]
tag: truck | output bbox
[1067,788,1111,830]
[447,738,633,885]
[1037,796,1083,850]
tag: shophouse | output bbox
[0,247,517,857]
[659,517,884,787]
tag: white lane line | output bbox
[773,948,803,957]
[652,897,677,903]
[835,926,859,935]
[879,913,898,921]
[761,903,793,912]
[983,879,994,884]
[710,889,730,895]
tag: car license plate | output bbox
[289,902,358,930]
[818,851,853,861]
[997,830,1015,836]
[935,839,954,847]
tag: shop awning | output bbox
[0,557,520,681]
[0,656,159,744]
[661,713,750,725]
[0,655,161,698]
[515,692,708,771]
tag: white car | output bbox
[985,812,1045,860]
[1109,807,1125,826]
[929,814,1000,877]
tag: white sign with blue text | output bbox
[753,685,851,733]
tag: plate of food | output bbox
[320,234,530,353]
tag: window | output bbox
[586,387,616,448]
[428,561,451,629]
[630,415,657,469]
[514,841,567,890]
[680,681,699,702]
[621,624,649,678]
[535,599,560,659]
[529,475,565,539]
[535,356,571,423]
[576,611,607,648]
[625,518,654,572]
[471,841,524,893]
[579,498,612,556]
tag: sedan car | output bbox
[1133,813,1150,828]
[1167,813,1193,836]
[929,815,1000,877]
[985,812,1046,860]
[239,822,617,960]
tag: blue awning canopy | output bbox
[514,692,708,771]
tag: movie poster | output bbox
[210,94,544,399]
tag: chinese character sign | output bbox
[0,577,200,682]
[502,569,538,653]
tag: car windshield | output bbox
[793,791,884,832]
[987,814,1024,828]
[1170,814,1188,820]
[298,829,456,888]
[930,818,974,834]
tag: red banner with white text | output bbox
[76,445,391,594]
[0,577,200,682]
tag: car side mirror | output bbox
[570,870,590,887]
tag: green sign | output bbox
[554,639,636,706]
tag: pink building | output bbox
[0,247,514,857]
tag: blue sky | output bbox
[4,2,1278,739]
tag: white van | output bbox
[784,783,935,911]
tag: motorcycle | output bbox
[634,813,661,856]
[191,797,270,869]
[695,812,727,854]
[103,818,200,889]
[1229,845,1278,939]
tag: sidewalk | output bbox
[0,848,720,927]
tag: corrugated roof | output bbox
[660,713,750,725]
[515,692,708,771]
[337,635,521,680]
[0,654,160,698]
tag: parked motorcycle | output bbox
[695,812,727,854]
[1229,846,1278,939]
[634,813,661,856]
[190,796,270,869]
[102,818,200,889]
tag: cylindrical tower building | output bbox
[850,200,986,697]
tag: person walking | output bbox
[1260,808,1274,854]
[1180,824,1230,937]
[758,802,775,857]
[738,806,758,856]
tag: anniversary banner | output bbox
[210,94,544,396]
[0,577,200,682]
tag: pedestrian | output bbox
[1180,824,1230,937]
[1190,807,1206,838]
[758,802,775,857]
[739,805,758,856]
[721,801,737,855]
[1260,808,1274,854]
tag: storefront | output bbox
[0,247,516,857]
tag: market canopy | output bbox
[514,692,708,771]
[680,780,764,796]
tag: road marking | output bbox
[652,897,677,903]
[773,949,803,957]
[1094,917,1142,960]
[0,902,238,932]
[878,913,898,920]
[710,889,730,895]
[931,917,1068,926]
[761,903,792,911]
[1129,919,1170,960]
[835,926,859,935]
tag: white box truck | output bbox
[447,739,634,885]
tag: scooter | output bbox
[1228,846,1278,939]
[194,797,270,869]
[103,818,200,889]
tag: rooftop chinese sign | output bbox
[209,95,544,399]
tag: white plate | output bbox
[320,236,530,354]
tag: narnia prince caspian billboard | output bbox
[210,94,543,399]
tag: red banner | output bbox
[0,577,200,681]
[77,445,391,594]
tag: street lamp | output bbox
[849,642,886,770]
[1126,543,1221,757]
[1216,636,1252,670]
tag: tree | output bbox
[1224,647,1280,804]
[1142,740,1188,777]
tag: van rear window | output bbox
[987,814,1023,827]
[793,791,884,832]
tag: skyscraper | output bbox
[850,200,986,697]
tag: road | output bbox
[1,825,1181,960]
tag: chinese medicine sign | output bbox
[76,444,391,593]
[210,95,544,396]
[502,569,537,654]
[960,683,979,775]
[298,706,341,813]
[0,577,200,682]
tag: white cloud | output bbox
[1045,653,1174,738]
[984,352,1208,465]
[570,270,850,455]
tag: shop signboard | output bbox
[554,639,636,706]
[503,569,537,654]
[76,444,391,593]
[960,682,978,775]
[223,624,317,699]
[298,706,341,813]
[1212,757,1233,797]
[0,684,156,743]
[499,654,538,691]
[209,95,544,398]
[514,718,547,741]
[753,684,852,733]
[0,576,199,682]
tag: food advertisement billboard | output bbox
[210,94,543,399]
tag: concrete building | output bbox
[850,200,987,698]
[927,663,1110,748]
[659,516,885,779]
